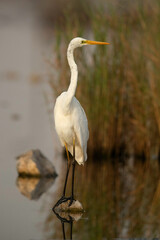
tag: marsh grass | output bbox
[49,0,160,159]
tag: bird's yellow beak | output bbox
[85,40,110,45]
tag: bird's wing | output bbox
[72,97,89,161]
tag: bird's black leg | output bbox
[62,222,66,240]
[69,139,76,206]
[63,146,71,197]
[52,143,71,209]
[70,218,73,240]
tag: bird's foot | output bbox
[68,196,75,207]
[53,196,71,210]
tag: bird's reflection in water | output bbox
[16,177,56,200]
[53,209,83,240]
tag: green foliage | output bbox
[50,0,160,159]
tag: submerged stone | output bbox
[16,149,57,177]
[54,199,84,213]
[54,209,83,222]
[17,177,55,200]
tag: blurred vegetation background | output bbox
[45,0,160,160]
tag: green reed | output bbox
[49,0,160,159]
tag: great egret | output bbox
[53,37,110,208]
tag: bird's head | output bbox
[69,37,110,50]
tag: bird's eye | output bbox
[81,40,85,44]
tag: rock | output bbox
[17,177,56,200]
[54,210,83,222]
[16,149,57,177]
[54,200,84,213]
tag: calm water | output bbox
[1,152,160,240]
[1,1,160,239]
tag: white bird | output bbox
[53,37,110,208]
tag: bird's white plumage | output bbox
[54,37,89,165]
[54,91,89,165]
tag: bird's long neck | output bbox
[67,45,78,100]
